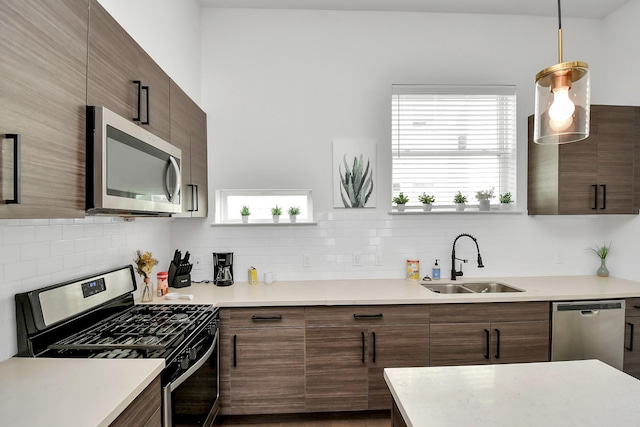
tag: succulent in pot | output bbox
[499,192,513,210]
[271,205,282,223]
[392,192,409,212]
[240,205,250,223]
[453,191,467,211]
[475,188,494,211]
[418,193,435,212]
[288,206,300,223]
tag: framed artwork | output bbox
[332,139,376,208]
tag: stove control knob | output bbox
[189,347,197,360]
[180,355,190,370]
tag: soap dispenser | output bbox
[432,259,441,280]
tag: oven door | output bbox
[162,328,219,427]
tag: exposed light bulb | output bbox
[548,87,575,132]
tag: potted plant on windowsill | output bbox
[240,205,250,223]
[392,192,409,212]
[418,193,435,212]
[453,191,467,211]
[288,206,300,223]
[475,188,495,211]
[499,192,513,211]
[271,205,282,223]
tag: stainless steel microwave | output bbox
[86,106,182,216]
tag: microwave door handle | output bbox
[166,156,181,202]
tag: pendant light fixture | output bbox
[533,0,590,144]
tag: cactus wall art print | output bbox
[333,139,377,208]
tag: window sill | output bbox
[389,208,523,215]
[211,221,318,227]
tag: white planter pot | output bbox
[272,215,280,223]
[500,203,513,211]
[396,204,406,212]
[479,200,490,211]
[241,215,249,223]
[289,214,297,223]
[455,203,466,212]
[422,204,433,212]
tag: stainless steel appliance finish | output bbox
[15,266,219,426]
[552,300,625,370]
[86,105,182,216]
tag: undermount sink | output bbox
[420,283,473,294]
[421,281,524,294]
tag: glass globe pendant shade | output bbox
[534,61,590,144]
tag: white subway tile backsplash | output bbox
[20,242,50,261]
[3,226,36,245]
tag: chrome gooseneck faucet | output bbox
[450,233,484,280]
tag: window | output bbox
[215,189,313,223]
[391,85,517,208]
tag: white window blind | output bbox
[391,85,517,208]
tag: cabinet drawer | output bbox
[305,305,429,327]
[626,299,640,317]
[229,307,304,328]
[430,302,549,324]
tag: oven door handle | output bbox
[170,329,218,392]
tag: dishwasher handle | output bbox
[553,301,624,312]
[580,310,599,316]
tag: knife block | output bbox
[168,262,192,288]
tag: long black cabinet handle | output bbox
[251,315,283,321]
[4,134,20,204]
[484,329,490,359]
[361,331,365,363]
[141,85,150,125]
[353,313,383,319]
[601,184,606,210]
[133,80,142,122]
[193,184,199,212]
[634,306,640,310]
[187,184,195,212]
[592,184,598,210]
[372,331,377,363]
[494,328,501,359]
[233,334,237,367]
[627,322,635,351]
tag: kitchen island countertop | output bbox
[0,357,164,427]
[150,275,640,306]
[384,360,640,426]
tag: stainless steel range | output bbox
[15,265,219,427]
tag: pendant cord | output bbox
[557,0,563,63]
[557,0,562,30]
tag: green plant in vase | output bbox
[392,192,409,212]
[271,205,282,223]
[240,205,250,223]
[453,191,467,211]
[418,193,435,212]
[589,242,611,277]
[475,188,494,211]
[288,206,300,223]
[499,192,513,210]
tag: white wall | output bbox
[97,0,203,103]
[177,7,640,285]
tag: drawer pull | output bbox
[484,329,490,359]
[353,313,383,319]
[627,322,635,352]
[361,331,365,363]
[372,331,377,363]
[233,334,237,367]
[3,134,20,204]
[494,328,501,360]
[251,315,283,321]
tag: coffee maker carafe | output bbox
[213,252,234,286]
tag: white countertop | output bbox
[149,275,640,306]
[384,360,640,427]
[0,357,164,427]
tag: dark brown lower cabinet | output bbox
[109,376,161,427]
[624,298,640,379]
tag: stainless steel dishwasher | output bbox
[551,300,625,370]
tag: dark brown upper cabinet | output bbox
[0,0,89,218]
[528,105,640,215]
[170,81,208,218]
[87,0,171,142]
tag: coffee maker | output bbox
[213,252,234,286]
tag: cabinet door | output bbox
[595,105,636,214]
[230,327,305,414]
[0,0,88,218]
[557,131,599,214]
[490,321,550,364]
[189,106,208,217]
[305,327,368,412]
[368,325,429,410]
[624,317,640,379]
[87,1,170,141]
[430,323,491,366]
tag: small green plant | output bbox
[589,242,611,259]
[271,205,282,215]
[240,205,250,216]
[499,192,513,204]
[475,188,495,201]
[453,191,467,204]
[288,206,300,215]
[392,192,409,205]
[418,193,435,204]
